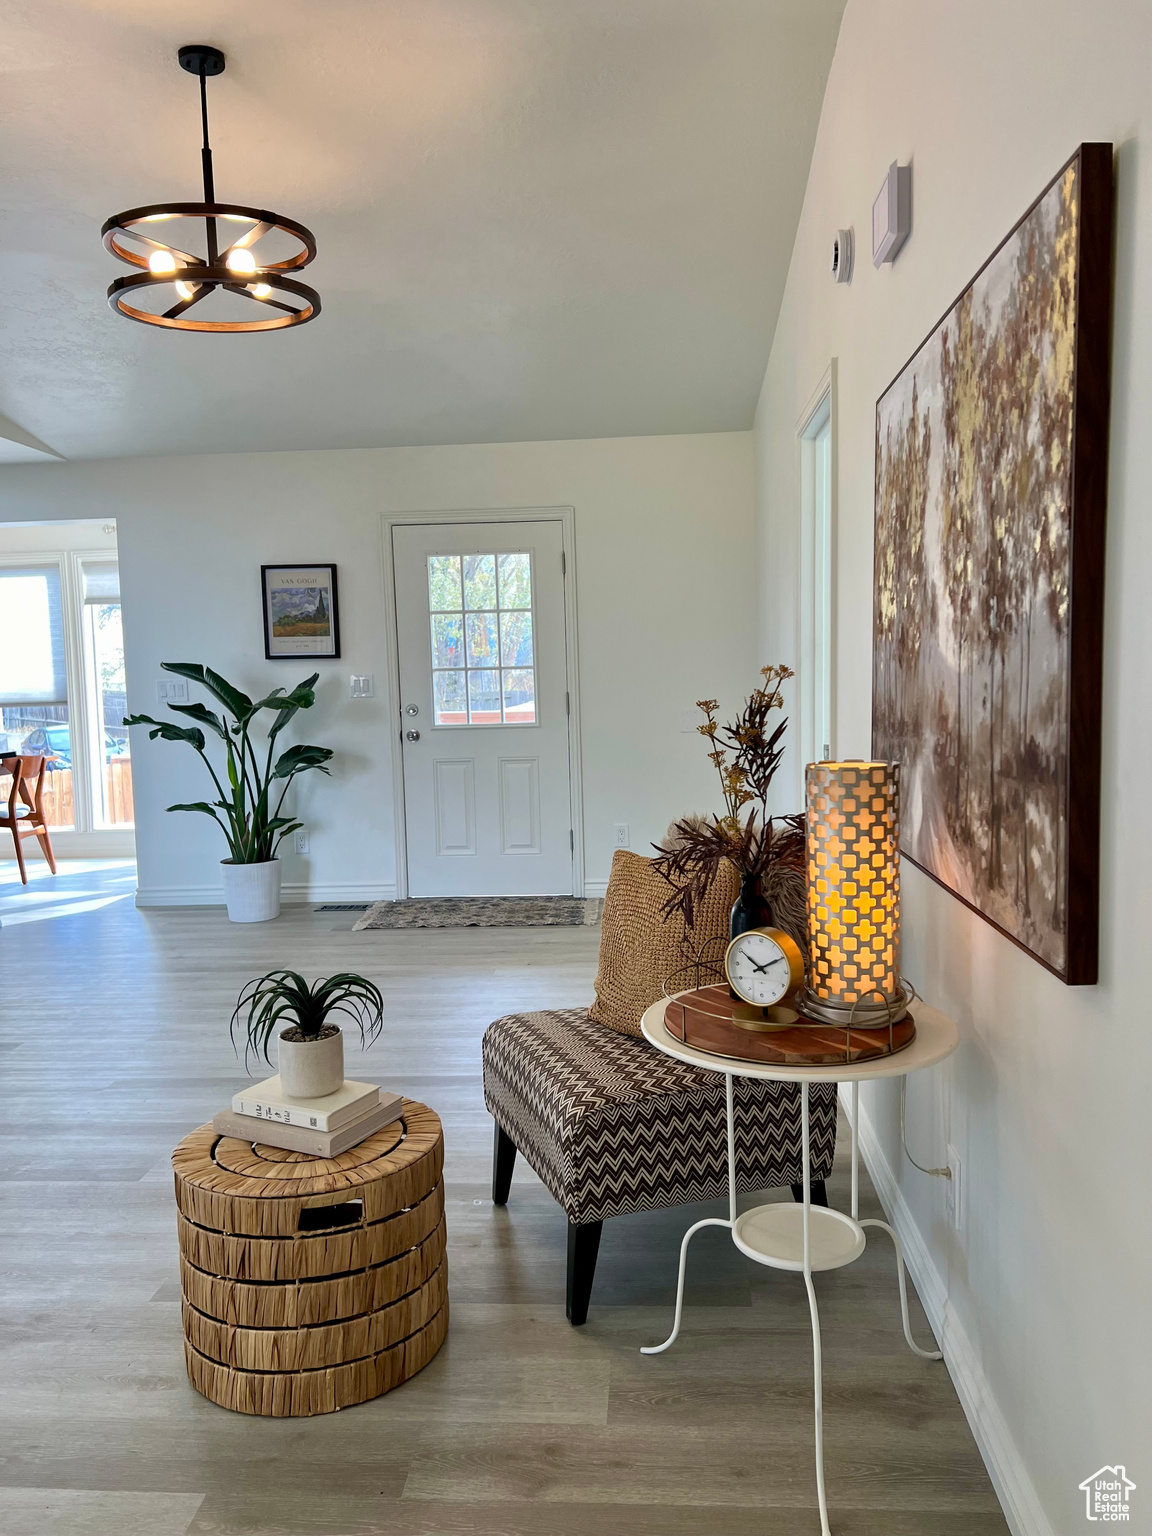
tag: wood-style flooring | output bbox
[0,861,1009,1536]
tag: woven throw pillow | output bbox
[587,850,740,1038]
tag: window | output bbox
[0,564,72,826]
[0,548,132,834]
[80,560,132,827]
[427,553,536,725]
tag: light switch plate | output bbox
[350,674,374,699]
[157,679,189,704]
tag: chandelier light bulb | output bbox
[148,249,180,275]
[175,280,196,301]
[250,282,272,299]
[225,247,256,274]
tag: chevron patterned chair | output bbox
[482,1007,838,1324]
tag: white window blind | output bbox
[81,559,120,604]
[0,564,67,705]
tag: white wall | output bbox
[0,432,755,901]
[754,4,1151,1534]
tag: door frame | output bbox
[380,506,584,900]
[796,361,838,802]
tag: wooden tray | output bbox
[664,986,916,1066]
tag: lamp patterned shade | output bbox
[806,761,901,1018]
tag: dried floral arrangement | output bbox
[653,664,805,928]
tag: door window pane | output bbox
[462,555,496,610]
[499,611,533,667]
[498,552,532,609]
[502,669,536,724]
[431,614,464,669]
[427,551,538,725]
[434,670,467,724]
[467,669,501,723]
[465,612,499,668]
[428,555,462,612]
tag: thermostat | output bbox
[872,160,911,267]
[831,228,853,285]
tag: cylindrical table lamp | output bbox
[800,760,909,1027]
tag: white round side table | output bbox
[640,995,959,1536]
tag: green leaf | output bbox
[167,800,226,816]
[272,744,333,779]
[167,701,227,739]
[125,715,205,752]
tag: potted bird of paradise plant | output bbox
[125,663,333,923]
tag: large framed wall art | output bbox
[872,143,1113,984]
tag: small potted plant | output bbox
[231,970,386,1098]
[125,663,333,923]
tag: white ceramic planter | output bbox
[221,858,281,923]
[279,1027,345,1098]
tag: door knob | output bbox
[405,704,419,716]
[405,729,421,742]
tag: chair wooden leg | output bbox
[11,826,28,885]
[566,1219,603,1326]
[34,825,56,874]
[791,1178,829,1207]
[492,1122,517,1205]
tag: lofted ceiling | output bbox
[0,0,844,462]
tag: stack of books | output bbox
[213,1076,404,1157]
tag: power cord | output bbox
[898,977,951,1181]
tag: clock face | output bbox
[726,929,796,1006]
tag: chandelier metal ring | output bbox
[101,204,317,273]
[107,268,321,333]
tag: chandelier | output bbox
[102,45,320,333]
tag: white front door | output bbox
[392,519,574,896]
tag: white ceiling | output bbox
[0,0,844,462]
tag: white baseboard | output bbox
[842,1088,1054,1536]
[135,881,396,909]
[583,877,610,898]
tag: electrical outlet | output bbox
[349,674,374,699]
[946,1144,962,1229]
[613,823,630,848]
[293,828,309,855]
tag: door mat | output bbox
[352,896,603,931]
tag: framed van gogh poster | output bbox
[261,564,341,660]
[872,144,1113,984]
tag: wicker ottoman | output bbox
[482,1009,838,1322]
[172,1100,448,1416]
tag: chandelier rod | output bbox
[197,66,219,264]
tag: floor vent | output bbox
[316,903,372,912]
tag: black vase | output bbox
[730,871,773,940]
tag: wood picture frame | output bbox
[261,564,341,661]
[872,143,1113,984]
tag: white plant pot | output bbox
[221,858,282,923]
[278,1027,345,1098]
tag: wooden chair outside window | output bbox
[0,755,59,884]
